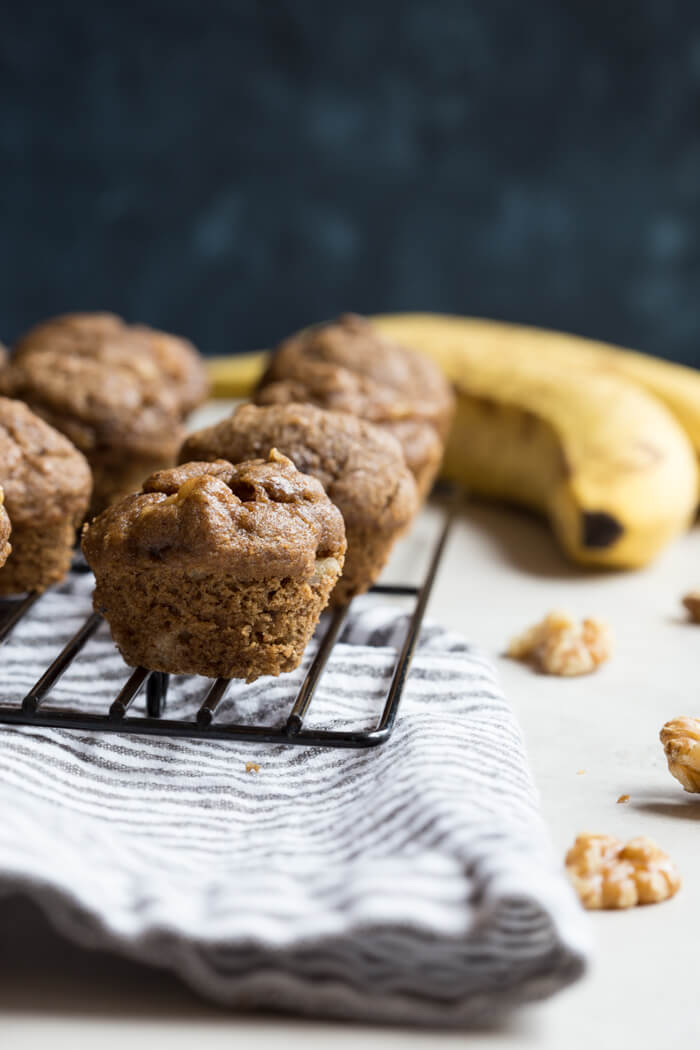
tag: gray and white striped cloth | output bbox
[0,571,590,1026]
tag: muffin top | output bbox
[2,324,183,458]
[0,487,11,565]
[82,450,346,580]
[255,373,444,486]
[260,313,454,437]
[0,396,92,527]
[13,312,209,416]
[181,402,418,534]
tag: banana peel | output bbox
[205,317,699,568]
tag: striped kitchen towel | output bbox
[0,570,590,1026]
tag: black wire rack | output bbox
[0,501,454,749]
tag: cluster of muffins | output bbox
[1,309,453,685]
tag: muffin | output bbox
[256,360,444,502]
[257,314,454,498]
[0,397,92,594]
[12,312,209,416]
[81,451,346,681]
[180,402,418,604]
[2,312,209,513]
[0,488,11,569]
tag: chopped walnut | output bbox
[565,833,681,909]
[682,592,700,623]
[660,717,700,793]
[507,611,612,676]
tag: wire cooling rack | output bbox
[0,500,454,749]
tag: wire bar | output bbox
[109,667,150,720]
[196,678,231,727]
[146,672,169,718]
[0,593,41,644]
[21,613,102,714]
[286,605,349,735]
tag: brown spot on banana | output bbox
[581,511,625,549]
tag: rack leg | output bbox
[146,672,169,718]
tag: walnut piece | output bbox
[565,833,681,909]
[507,611,612,676]
[660,717,700,793]
[682,592,700,623]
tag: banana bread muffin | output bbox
[257,314,454,499]
[0,397,92,594]
[256,360,444,501]
[0,488,11,569]
[180,402,418,604]
[1,312,208,514]
[12,312,209,416]
[81,451,346,681]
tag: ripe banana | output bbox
[373,314,698,567]
[205,317,699,568]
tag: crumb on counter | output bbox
[576,769,586,775]
[565,833,680,910]
[617,794,630,804]
[245,762,260,774]
[506,611,612,676]
[682,592,700,623]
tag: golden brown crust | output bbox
[0,397,92,593]
[1,312,207,513]
[256,377,443,500]
[82,451,347,680]
[82,451,346,581]
[180,402,417,533]
[260,314,455,439]
[256,315,453,500]
[179,402,418,601]
[0,397,92,528]
[12,312,208,417]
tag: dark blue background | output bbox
[2,1,699,362]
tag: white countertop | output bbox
[2,404,699,1047]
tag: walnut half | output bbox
[565,833,681,909]
[660,717,700,793]
[506,611,612,676]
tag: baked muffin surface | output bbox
[180,402,418,602]
[0,396,92,593]
[82,451,346,680]
[260,313,455,439]
[13,312,208,417]
[88,454,345,578]
[3,312,208,513]
[256,367,444,502]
